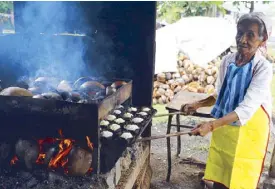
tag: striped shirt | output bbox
[211,61,253,126]
[212,51,273,128]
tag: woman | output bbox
[181,12,273,189]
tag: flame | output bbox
[58,129,63,138]
[36,154,46,164]
[36,137,57,164]
[86,136,93,150]
[9,130,94,175]
[10,156,18,165]
[87,167,93,174]
[48,138,73,169]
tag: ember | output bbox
[10,129,94,175]
[10,155,18,165]
[86,136,93,150]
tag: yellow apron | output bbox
[204,107,270,189]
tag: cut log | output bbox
[153,51,221,104]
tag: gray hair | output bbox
[237,12,268,40]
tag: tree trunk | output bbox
[250,1,254,13]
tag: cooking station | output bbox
[0,2,156,189]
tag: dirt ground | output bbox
[149,116,275,189]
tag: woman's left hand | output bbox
[191,121,214,136]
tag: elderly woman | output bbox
[181,12,273,189]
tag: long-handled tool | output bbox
[153,111,183,117]
[135,131,198,142]
[154,111,212,118]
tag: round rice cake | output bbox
[114,118,125,124]
[113,109,122,115]
[125,124,139,132]
[137,112,148,116]
[142,107,151,112]
[120,132,133,140]
[128,107,137,113]
[101,131,113,138]
[100,120,110,127]
[106,115,116,121]
[123,112,133,119]
[132,117,144,124]
[109,124,121,131]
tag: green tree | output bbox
[232,1,271,13]
[157,1,225,24]
[0,1,13,13]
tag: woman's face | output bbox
[236,20,265,56]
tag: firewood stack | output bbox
[153,52,221,104]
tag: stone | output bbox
[263,177,275,189]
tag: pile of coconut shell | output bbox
[153,52,221,104]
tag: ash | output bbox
[0,169,107,189]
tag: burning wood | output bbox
[67,146,93,176]
[10,155,18,165]
[15,139,40,170]
[86,136,94,150]
[10,129,94,176]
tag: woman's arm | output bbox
[211,111,239,130]
[191,111,239,136]
[181,95,216,114]
[194,95,217,108]
[234,61,272,125]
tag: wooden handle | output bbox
[153,112,182,117]
[136,131,193,142]
[153,111,212,118]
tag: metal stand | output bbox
[164,91,212,182]
[166,109,194,182]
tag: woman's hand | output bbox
[180,103,199,115]
[191,121,214,136]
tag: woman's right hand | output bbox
[180,103,199,115]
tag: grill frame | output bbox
[0,1,157,178]
[0,79,132,174]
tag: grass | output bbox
[152,104,168,124]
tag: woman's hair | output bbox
[237,13,267,40]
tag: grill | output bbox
[0,77,132,172]
[0,1,156,188]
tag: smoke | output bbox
[15,2,94,82]
[0,2,133,87]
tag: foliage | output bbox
[0,1,13,14]
[232,1,271,13]
[157,1,225,24]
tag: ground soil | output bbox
[149,116,275,189]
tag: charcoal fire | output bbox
[0,75,155,182]
[67,146,93,176]
[10,129,94,176]
[15,139,40,170]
